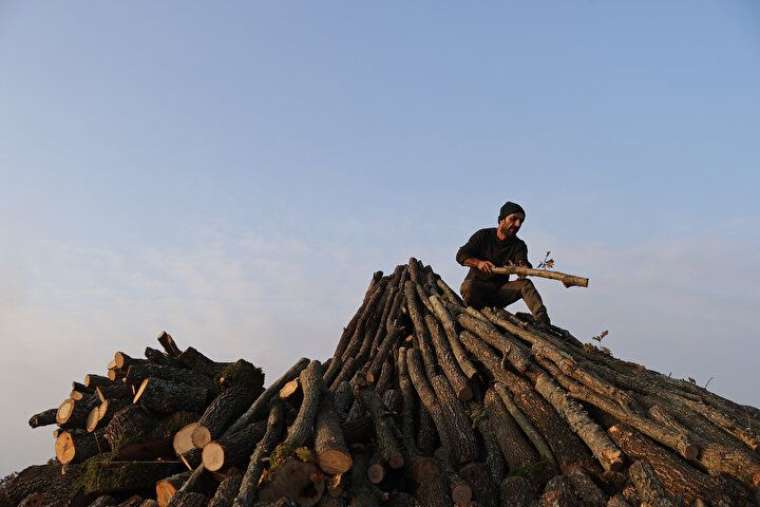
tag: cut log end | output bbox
[317,449,353,476]
[55,432,76,464]
[173,423,199,457]
[202,441,225,472]
[133,378,150,404]
[190,425,212,450]
[56,399,75,425]
[367,463,385,484]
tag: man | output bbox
[455,201,551,329]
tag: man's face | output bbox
[499,212,525,237]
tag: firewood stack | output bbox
[4,258,760,507]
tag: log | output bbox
[28,408,58,428]
[55,429,108,464]
[607,495,633,507]
[314,390,352,475]
[382,388,402,414]
[566,469,607,507]
[533,373,623,471]
[396,346,418,455]
[234,401,285,507]
[459,330,597,474]
[156,472,191,507]
[469,404,505,485]
[279,379,300,400]
[489,266,589,288]
[270,360,323,464]
[429,375,478,465]
[500,476,535,507]
[607,424,750,505]
[177,346,228,378]
[403,280,437,380]
[628,461,673,507]
[257,457,325,507]
[209,469,242,507]
[167,492,207,507]
[124,364,216,394]
[89,495,118,507]
[436,277,464,306]
[459,462,498,507]
[191,385,260,448]
[114,351,148,370]
[357,385,404,469]
[428,294,478,380]
[226,357,310,436]
[433,448,472,506]
[157,331,182,357]
[457,313,530,373]
[374,357,395,395]
[202,420,267,472]
[173,423,199,459]
[493,383,557,469]
[405,348,451,458]
[408,456,451,507]
[0,463,82,507]
[538,475,580,507]
[483,388,541,475]
[417,405,438,456]
[365,323,402,384]
[75,455,182,498]
[425,314,472,400]
[347,453,385,506]
[83,374,112,389]
[95,383,134,401]
[133,377,208,415]
[57,397,98,429]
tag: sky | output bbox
[1,1,759,475]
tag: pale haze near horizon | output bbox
[1,2,759,475]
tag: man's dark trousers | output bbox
[460,278,548,318]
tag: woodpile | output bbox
[2,258,760,506]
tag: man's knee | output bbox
[460,281,475,304]
[512,278,535,293]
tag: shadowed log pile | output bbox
[4,259,760,506]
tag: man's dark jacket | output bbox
[456,227,532,285]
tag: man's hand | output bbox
[476,260,495,274]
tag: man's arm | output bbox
[513,241,533,268]
[456,230,495,274]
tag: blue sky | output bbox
[1,2,759,474]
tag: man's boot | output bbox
[533,308,551,331]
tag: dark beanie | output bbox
[498,201,526,221]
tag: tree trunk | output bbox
[489,266,589,288]
[233,401,285,507]
[483,388,542,477]
[403,281,437,380]
[430,375,477,465]
[425,314,472,401]
[428,295,478,380]
[459,462,498,507]
[124,364,216,394]
[270,360,323,464]
[226,357,310,436]
[628,461,672,507]
[134,377,208,415]
[405,348,451,458]
[357,385,404,469]
[28,408,58,428]
[202,420,267,472]
[209,469,242,507]
[314,390,352,475]
[538,475,580,507]
[191,385,260,448]
[257,457,325,507]
[457,313,530,373]
[55,429,108,464]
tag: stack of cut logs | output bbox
[4,258,760,507]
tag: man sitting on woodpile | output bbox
[456,201,551,330]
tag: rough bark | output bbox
[74,455,182,498]
[403,281,437,380]
[459,462,498,507]
[191,385,260,448]
[459,330,597,474]
[314,390,352,475]
[202,420,267,472]
[483,388,542,476]
[157,331,182,357]
[28,408,58,428]
[271,360,323,464]
[533,373,623,471]
[628,461,672,507]
[56,429,109,464]
[226,357,310,436]
[428,295,478,380]
[493,383,557,470]
[432,448,472,506]
[457,313,530,373]
[425,314,472,401]
[124,364,216,394]
[566,469,607,507]
[607,424,749,506]
[257,458,325,507]
[469,404,505,485]
[208,469,242,507]
[538,475,580,507]
[408,456,451,507]
[357,386,404,469]
[429,375,478,465]
[167,491,207,507]
[405,349,451,458]
[133,377,208,415]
